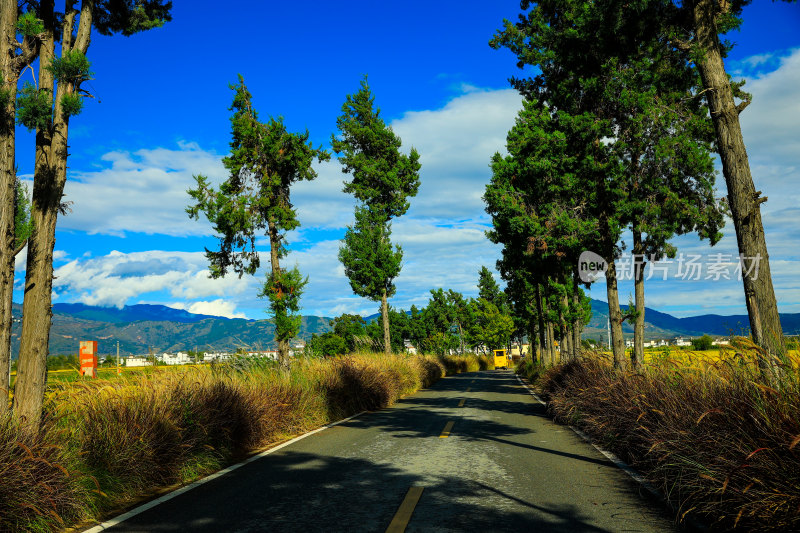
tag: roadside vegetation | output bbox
[0,351,490,532]
[517,341,800,531]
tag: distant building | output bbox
[162,352,192,365]
[403,340,417,355]
[126,356,152,367]
[248,350,278,359]
[203,352,231,363]
[712,339,730,346]
[674,337,691,347]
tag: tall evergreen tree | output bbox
[13,0,171,428]
[672,0,790,370]
[338,205,402,353]
[188,76,328,369]
[491,0,731,369]
[332,76,420,354]
[0,5,42,415]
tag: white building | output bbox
[203,352,231,363]
[248,350,278,359]
[126,355,152,367]
[674,337,691,347]
[712,339,730,346]
[162,352,192,365]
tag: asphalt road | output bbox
[99,369,678,532]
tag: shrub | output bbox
[538,355,800,531]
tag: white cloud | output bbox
[391,87,522,218]
[50,250,260,315]
[168,299,248,319]
[52,142,226,237]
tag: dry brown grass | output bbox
[535,346,800,531]
[1,351,488,532]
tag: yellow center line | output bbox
[439,420,455,438]
[386,486,424,533]
[458,398,466,407]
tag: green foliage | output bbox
[692,334,714,351]
[46,50,92,84]
[93,0,173,36]
[467,298,515,352]
[332,76,421,221]
[14,177,32,250]
[338,206,402,302]
[15,11,44,37]
[478,266,507,310]
[188,77,327,356]
[306,332,347,357]
[15,83,51,132]
[188,76,329,279]
[331,314,367,353]
[259,266,308,344]
[60,93,84,119]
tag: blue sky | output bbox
[12,1,800,320]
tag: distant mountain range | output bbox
[7,300,800,357]
[583,299,800,342]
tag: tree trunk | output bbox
[546,321,555,365]
[267,220,290,369]
[0,3,17,416]
[691,0,785,370]
[572,275,582,360]
[605,259,626,369]
[17,0,94,427]
[0,1,40,415]
[632,229,645,370]
[535,283,547,363]
[381,290,390,355]
[12,0,59,429]
[561,291,572,361]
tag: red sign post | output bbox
[79,341,98,378]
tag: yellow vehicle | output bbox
[493,349,508,369]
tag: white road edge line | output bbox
[513,374,665,502]
[82,410,367,532]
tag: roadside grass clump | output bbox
[436,352,491,374]
[534,346,800,531]
[0,413,88,532]
[1,351,477,532]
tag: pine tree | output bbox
[332,76,420,354]
[13,0,171,428]
[188,76,328,369]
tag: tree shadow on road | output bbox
[106,450,621,533]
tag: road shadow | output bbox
[106,450,623,533]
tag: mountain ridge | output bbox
[8,300,800,357]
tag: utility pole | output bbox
[116,341,120,375]
[607,317,612,350]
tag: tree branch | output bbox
[73,0,95,54]
[13,240,27,258]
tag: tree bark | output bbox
[267,220,289,369]
[15,0,91,428]
[0,1,40,415]
[561,291,572,361]
[381,290,390,355]
[535,283,547,363]
[690,0,785,369]
[605,259,626,369]
[546,321,556,365]
[632,229,645,370]
[572,277,582,361]
[0,2,18,416]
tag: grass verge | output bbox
[1,352,491,532]
[520,347,800,531]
